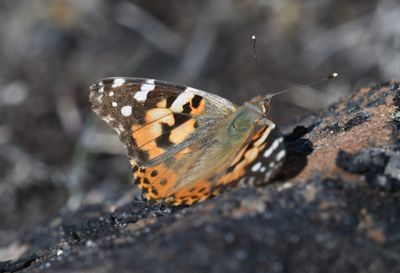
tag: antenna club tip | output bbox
[329,72,339,78]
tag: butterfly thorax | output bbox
[226,104,264,143]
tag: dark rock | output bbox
[343,111,370,131]
[0,254,37,273]
[384,155,400,181]
[336,149,389,174]
[393,85,400,109]
[336,149,400,192]
[366,96,386,108]
[346,100,361,113]
[321,121,341,134]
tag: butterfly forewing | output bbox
[89,78,237,166]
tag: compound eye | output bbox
[261,100,270,114]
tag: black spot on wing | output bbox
[136,149,149,163]
[182,102,192,114]
[100,79,115,85]
[131,165,139,173]
[134,177,141,185]
[173,113,191,127]
[151,186,159,196]
[191,95,203,108]
[156,123,174,148]
[166,96,175,108]
[225,165,235,173]
[159,178,167,185]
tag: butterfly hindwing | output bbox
[146,120,285,206]
[178,120,285,203]
[217,121,285,187]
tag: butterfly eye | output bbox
[260,100,270,114]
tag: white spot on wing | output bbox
[265,170,273,180]
[254,123,275,146]
[263,137,283,158]
[276,150,286,161]
[112,78,125,88]
[121,105,132,117]
[251,162,262,172]
[134,91,149,102]
[112,101,117,107]
[99,86,104,93]
[141,79,155,91]
[170,90,194,112]
[134,80,155,102]
[260,167,266,172]
[109,91,114,96]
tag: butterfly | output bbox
[89,78,285,206]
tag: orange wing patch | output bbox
[132,161,177,202]
[171,179,212,206]
[141,141,166,160]
[132,108,175,147]
[189,96,206,115]
[170,92,206,116]
[145,108,175,124]
[131,160,212,206]
[130,95,206,161]
[156,98,167,107]
[169,119,197,144]
[218,146,261,185]
[218,126,271,186]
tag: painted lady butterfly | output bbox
[89,78,285,206]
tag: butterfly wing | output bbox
[90,77,237,164]
[89,77,238,204]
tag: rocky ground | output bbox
[1,82,399,273]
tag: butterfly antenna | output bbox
[266,72,339,100]
[251,35,261,91]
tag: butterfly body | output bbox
[90,78,285,206]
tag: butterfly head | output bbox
[247,94,273,116]
[260,94,272,114]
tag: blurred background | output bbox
[0,0,399,254]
